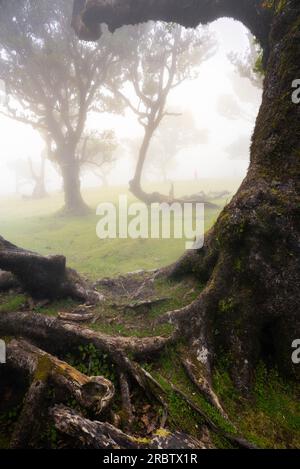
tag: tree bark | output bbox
[0,310,173,361]
[28,155,48,199]
[73,0,300,391]
[72,0,272,60]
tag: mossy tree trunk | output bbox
[73,0,300,391]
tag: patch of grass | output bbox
[0,180,233,280]
[90,319,174,338]
[0,293,27,313]
[148,277,204,320]
[34,298,78,317]
[213,362,300,448]
[66,343,117,384]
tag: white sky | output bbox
[0,18,262,195]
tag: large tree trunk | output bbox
[73,0,300,391]
[58,145,90,215]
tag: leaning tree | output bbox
[105,20,215,203]
[71,0,300,391]
[0,0,122,215]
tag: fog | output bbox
[0,18,262,197]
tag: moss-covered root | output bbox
[6,338,115,448]
[51,404,205,449]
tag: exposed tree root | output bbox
[51,404,205,449]
[52,404,137,449]
[181,358,228,419]
[0,311,173,361]
[0,236,100,302]
[119,372,134,431]
[6,339,115,414]
[10,379,48,449]
[155,228,219,282]
[5,338,115,448]
[0,270,19,292]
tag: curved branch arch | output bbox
[72,0,272,56]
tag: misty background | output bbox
[0,18,261,197]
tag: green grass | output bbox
[213,362,300,448]
[0,179,238,280]
[0,293,27,313]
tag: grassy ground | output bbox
[0,179,239,279]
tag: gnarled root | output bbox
[0,311,173,361]
[119,372,134,431]
[0,235,100,302]
[181,358,227,419]
[0,270,19,292]
[51,404,204,449]
[6,338,115,448]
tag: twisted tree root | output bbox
[51,404,205,449]
[0,311,174,361]
[181,358,228,419]
[119,372,134,431]
[6,338,115,448]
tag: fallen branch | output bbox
[57,312,95,322]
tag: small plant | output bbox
[67,343,117,384]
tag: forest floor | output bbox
[0,179,299,449]
[0,272,299,449]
